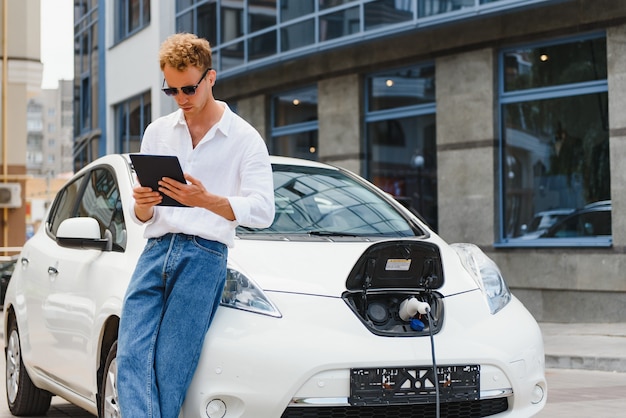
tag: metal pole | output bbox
[2,0,8,252]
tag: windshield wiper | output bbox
[307,230,361,237]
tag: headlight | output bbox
[221,268,282,317]
[451,243,511,314]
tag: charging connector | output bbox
[398,297,431,321]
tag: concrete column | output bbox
[607,23,626,249]
[318,74,362,174]
[435,48,496,245]
[236,95,269,144]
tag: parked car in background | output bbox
[3,154,546,418]
[540,201,611,238]
[0,256,16,307]
[519,208,574,239]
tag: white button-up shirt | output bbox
[133,101,275,248]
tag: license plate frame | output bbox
[349,365,480,406]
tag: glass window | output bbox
[418,0,475,18]
[238,164,420,237]
[248,31,277,61]
[221,41,245,70]
[319,0,353,10]
[79,169,127,250]
[365,0,414,31]
[222,1,244,42]
[271,85,318,160]
[177,2,217,45]
[368,66,435,111]
[115,0,151,43]
[197,3,218,45]
[272,131,319,160]
[366,64,438,230]
[116,91,151,154]
[503,37,607,92]
[499,34,610,246]
[48,175,85,237]
[273,86,318,126]
[319,6,359,41]
[367,115,437,229]
[249,0,277,33]
[281,0,315,22]
[281,19,315,51]
[176,0,193,9]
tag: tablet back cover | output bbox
[129,154,188,207]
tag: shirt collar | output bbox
[172,101,233,139]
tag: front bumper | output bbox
[182,289,546,418]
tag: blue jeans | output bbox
[117,233,227,418]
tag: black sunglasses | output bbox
[161,67,211,96]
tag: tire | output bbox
[99,341,120,418]
[5,318,52,416]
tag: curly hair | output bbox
[159,33,212,71]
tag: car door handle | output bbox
[20,257,29,267]
[48,266,58,275]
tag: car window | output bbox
[78,168,127,250]
[46,168,127,251]
[47,174,85,236]
[238,164,419,238]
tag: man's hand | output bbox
[133,184,162,222]
[158,173,235,221]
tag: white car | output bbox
[3,154,546,418]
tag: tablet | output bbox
[129,154,188,207]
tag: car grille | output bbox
[281,397,508,418]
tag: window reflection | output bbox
[500,35,610,243]
[116,91,151,154]
[248,31,277,61]
[503,93,610,240]
[281,0,314,22]
[503,37,607,92]
[418,0,475,18]
[249,0,276,33]
[366,64,438,230]
[272,132,319,160]
[365,0,413,31]
[271,86,318,160]
[367,115,437,229]
[174,0,544,73]
[368,66,435,111]
[281,20,315,51]
[273,86,318,126]
[320,6,359,41]
[222,2,244,42]
[238,165,417,237]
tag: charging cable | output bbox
[399,298,440,418]
[425,305,440,418]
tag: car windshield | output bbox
[237,164,420,238]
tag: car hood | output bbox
[228,237,478,297]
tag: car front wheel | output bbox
[100,341,120,418]
[5,317,52,415]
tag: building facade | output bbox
[76,0,626,322]
[27,80,74,177]
[0,0,42,249]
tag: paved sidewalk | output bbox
[540,322,626,372]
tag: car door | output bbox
[22,166,128,399]
[18,172,87,378]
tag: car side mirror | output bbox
[56,217,110,251]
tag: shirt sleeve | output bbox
[228,140,275,228]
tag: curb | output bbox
[545,354,626,373]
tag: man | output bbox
[117,33,275,417]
